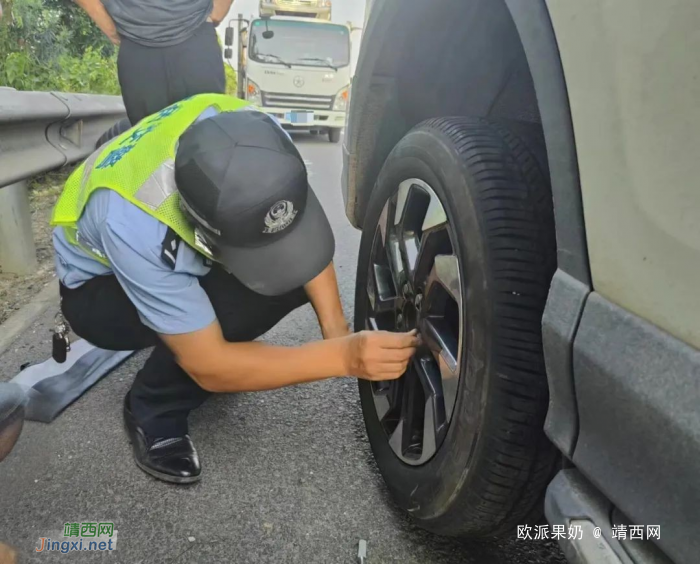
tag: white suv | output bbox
[342,1,700,563]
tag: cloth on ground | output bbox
[10,339,134,423]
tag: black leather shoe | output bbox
[123,394,201,484]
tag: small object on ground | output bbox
[357,539,367,564]
[11,339,134,422]
[187,537,195,543]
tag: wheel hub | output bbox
[365,178,464,466]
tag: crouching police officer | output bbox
[50,94,418,484]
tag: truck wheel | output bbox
[355,117,558,537]
[328,128,341,143]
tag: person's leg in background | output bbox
[116,38,171,125]
[164,22,226,102]
[116,22,225,125]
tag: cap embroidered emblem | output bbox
[263,201,298,234]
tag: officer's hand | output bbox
[343,330,419,381]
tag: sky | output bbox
[217,0,367,72]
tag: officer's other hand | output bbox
[343,330,419,381]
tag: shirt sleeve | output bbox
[99,201,217,335]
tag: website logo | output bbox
[35,521,118,554]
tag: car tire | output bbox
[355,116,558,537]
[328,128,341,143]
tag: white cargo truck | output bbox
[225,15,351,143]
[259,0,331,21]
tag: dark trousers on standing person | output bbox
[60,266,308,438]
[117,21,226,125]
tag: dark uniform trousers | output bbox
[117,22,226,125]
[60,266,308,437]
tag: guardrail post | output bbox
[0,180,38,276]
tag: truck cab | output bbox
[230,16,351,143]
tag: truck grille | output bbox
[262,91,334,110]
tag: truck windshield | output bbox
[249,19,350,69]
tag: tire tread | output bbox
[418,117,558,536]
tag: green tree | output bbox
[43,0,115,58]
[0,0,119,94]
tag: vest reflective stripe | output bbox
[134,160,177,211]
[51,95,252,266]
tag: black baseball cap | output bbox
[174,110,335,296]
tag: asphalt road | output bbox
[0,135,566,564]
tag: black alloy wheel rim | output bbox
[365,179,463,466]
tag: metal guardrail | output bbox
[0,88,126,275]
[0,88,126,189]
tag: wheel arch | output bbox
[343,0,590,285]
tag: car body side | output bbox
[343,1,700,563]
